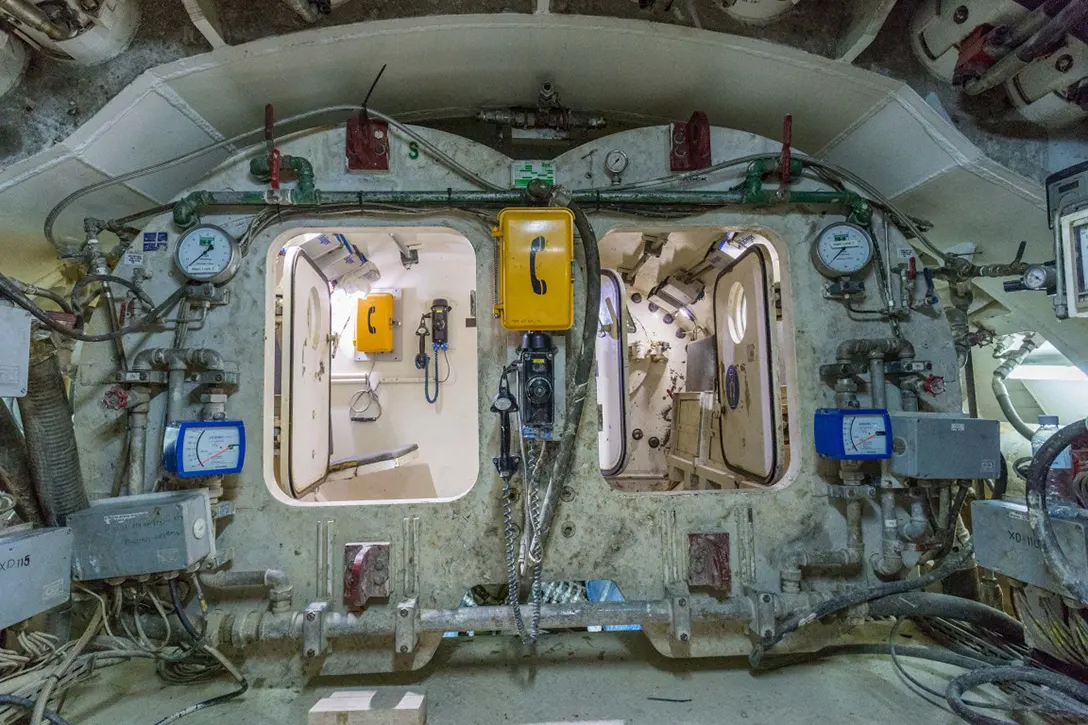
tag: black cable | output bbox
[0,695,72,725]
[946,666,1088,725]
[749,542,973,670]
[867,593,1024,643]
[152,677,248,725]
[169,579,201,642]
[70,274,154,315]
[21,287,75,314]
[534,198,601,543]
[1026,419,1088,606]
[0,272,185,342]
[757,641,987,673]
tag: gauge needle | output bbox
[854,431,883,449]
[189,244,214,266]
[831,247,847,262]
[199,443,236,467]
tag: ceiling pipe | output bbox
[0,0,75,41]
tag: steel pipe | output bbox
[0,0,75,41]
[229,596,757,647]
[992,337,1038,441]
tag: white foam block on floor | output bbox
[308,689,426,725]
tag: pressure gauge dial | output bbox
[811,222,874,278]
[163,420,247,478]
[604,149,629,176]
[842,412,889,457]
[174,225,241,284]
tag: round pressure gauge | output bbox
[811,222,875,278]
[604,149,629,175]
[174,225,241,284]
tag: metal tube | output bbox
[834,337,915,363]
[166,367,186,426]
[869,356,886,409]
[992,338,1039,441]
[875,487,903,577]
[236,597,754,646]
[172,188,870,227]
[0,0,74,41]
[201,569,293,613]
[126,405,147,495]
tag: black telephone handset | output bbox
[529,235,548,296]
[367,305,377,334]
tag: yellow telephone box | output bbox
[493,207,575,331]
[355,292,395,354]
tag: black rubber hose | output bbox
[0,402,45,525]
[758,642,987,673]
[866,593,1024,643]
[1025,418,1088,606]
[946,665,1088,725]
[0,695,72,725]
[534,198,601,544]
[17,344,88,526]
[749,542,974,669]
[70,273,154,316]
[0,272,186,343]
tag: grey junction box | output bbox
[889,413,1000,480]
[972,499,1088,595]
[68,490,215,581]
[0,527,73,630]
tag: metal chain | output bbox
[502,476,530,643]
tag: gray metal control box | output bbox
[0,527,73,629]
[69,490,214,581]
[889,413,1000,479]
[972,499,1088,595]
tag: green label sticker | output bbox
[512,160,556,189]
[408,141,419,160]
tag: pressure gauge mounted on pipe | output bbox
[811,222,875,278]
[174,225,241,284]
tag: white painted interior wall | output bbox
[321,229,480,500]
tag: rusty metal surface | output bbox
[688,532,731,591]
[343,542,391,609]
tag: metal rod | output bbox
[0,0,74,40]
[172,188,870,227]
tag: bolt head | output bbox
[399,608,409,618]
[953,5,968,23]
[679,633,690,642]
[399,645,409,653]
[678,597,687,607]
[305,611,316,621]
[306,648,316,657]
[1057,54,1075,73]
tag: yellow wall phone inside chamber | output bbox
[355,292,395,353]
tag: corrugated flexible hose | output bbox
[0,402,44,525]
[17,344,88,526]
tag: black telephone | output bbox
[366,305,377,334]
[529,235,548,296]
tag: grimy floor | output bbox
[65,632,969,724]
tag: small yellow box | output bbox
[355,292,395,353]
[493,207,575,331]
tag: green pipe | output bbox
[171,187,872,227]
[250,155,315,194]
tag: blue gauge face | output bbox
[165,420,246,478]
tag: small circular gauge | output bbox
[174,225,240,284]
[811,222,875,278]
[1022,265,1052,291]
[604,149,629,175]
[491,395,514,413]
